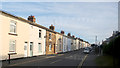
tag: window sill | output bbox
[38,38,42,40]
[49,39,52,41]
[8,52,17,55]
[8,33,18,36]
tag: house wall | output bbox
[46,31,56,54]
[1,14,30,60]
[0,13,2,60]
[67,37,72,51]
[80,41,84,48]
[63,36,67,52]
[55,33,63,54]
[29,25,46,56]
[1,13,46,60]
[79,40,82,49]
[73,39,76,50]
[76,39,79,50]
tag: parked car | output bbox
[88,47,92,51]
[83,48,90,54]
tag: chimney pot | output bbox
[49,24,55,31]
[28,15,36,23]
[72,35,75,38]
[61,30,64,34]
[68,33,71,36]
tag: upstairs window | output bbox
[49,33,52,39]
[39,30,41,38]
[10,20,16,33]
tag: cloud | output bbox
[2,2,118,44]
[1,0,119,2]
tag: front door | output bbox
[24,42,28,57]
[54,44,55,53]
[30,42,33,56]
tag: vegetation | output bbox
[102,36,120,58]
[100,35,120,67]
[95,55,114,66]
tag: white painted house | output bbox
[0,11,46,60]
[67,37,72,51]
[63,35,68,52]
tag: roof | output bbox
[0,10,57,33]
[0,10,89,42]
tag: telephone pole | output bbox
[95,36,97,45]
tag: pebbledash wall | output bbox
[0,11,46,60]
[55,33,63,54]
[0,10,91,60]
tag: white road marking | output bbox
[77,54,88,68]
[50,59,62,64]
[46,56,56,58]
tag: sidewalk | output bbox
[81,50,98,68]
[1,55,46,67]
[1,54,63,68]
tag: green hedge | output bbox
[103,36,120,58]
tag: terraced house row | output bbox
[0,10,91,60]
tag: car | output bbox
[83,48,90,54]
[88,47,92,51]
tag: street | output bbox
[2,49,97,68]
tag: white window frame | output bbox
[49,42,52,51]
[49,33,52,40]
[38,43,42,53]
[9,40,16,53]
[39,30,41,38]
[10,20,17,34]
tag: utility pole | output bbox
[95,36,98,55]
[95,36,97,45]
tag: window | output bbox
[24,42,27,50]
[10,20,16,33]
[39,30,41,38]
[49,42,52,51]
[9,40,16,52]
[38,43,42,53]
[49,33,52,39]
[30,42,33,50]
[59,38,62,51]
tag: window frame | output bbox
[38,43,42,53]
[39,30,41,38]
[9,40,16,53]
[49,42,52,51]
[49,33,52,40]
[10,20,17,34]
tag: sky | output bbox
[1,2,118,44]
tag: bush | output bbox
[103,36,120,58]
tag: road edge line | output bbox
[77,54,88,68]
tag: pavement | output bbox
[81,50,99,68]
[1,49,98,68]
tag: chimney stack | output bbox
[61,30,64,34]
[67,33,71,36]
[49,24,55,31]
[72,35,75,38]
[28,15,36,23]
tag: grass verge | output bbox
[95,55,118,66]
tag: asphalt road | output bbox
[2,49,89,68]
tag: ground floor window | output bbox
[49,42,52,51]
[59,44,62,51]
[38,43,42,53]
[9,40,16,53]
